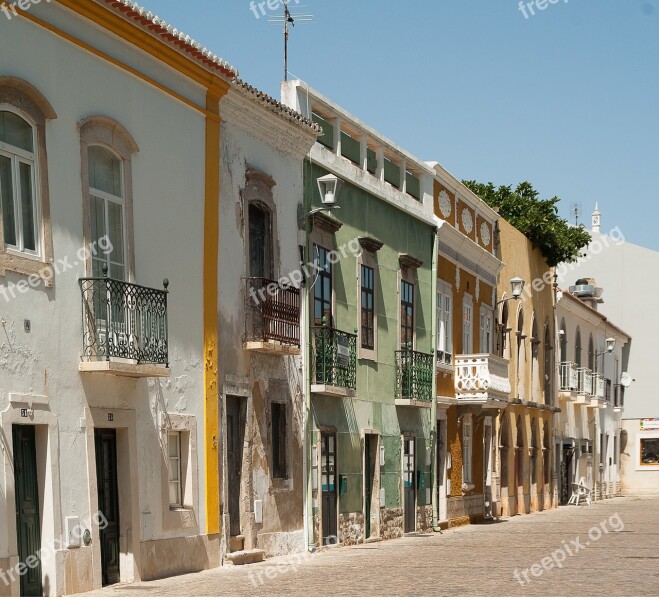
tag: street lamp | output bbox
[496,277,526,306]
[596,337,616,357]
[316,173,343,207]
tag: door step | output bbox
[229,535,245,553]
[227,549,265,566]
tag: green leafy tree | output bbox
[462,180,591,267]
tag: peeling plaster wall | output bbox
[218,98,309,559]
[0,6,210,594]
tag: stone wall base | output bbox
[139,534,219,581]
[447,494,484,525]
[380,507,403,540]
[416,504,433,533]
[338,512,364,545]
[258,529,305,558]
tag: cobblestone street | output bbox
[77,496,659,596]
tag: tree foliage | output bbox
[462,180,591,267]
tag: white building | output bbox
[555,286,630,504]
[557,207,658,495]
[0,0,238,594]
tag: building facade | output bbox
[429,164,506,527]
[557,207,656,495]
[216,81,318,562]
[495,219,558,517]
[555,286,630,504]
[283,81,438,546]
[0,0,236,594]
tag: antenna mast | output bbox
[268,2,314,82]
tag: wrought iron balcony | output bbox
[79,268,169,377]
[395,347,433,406]
[576,367,593,396]
[560,361,578,392]
[454,353,511,405]
[614,384,625,411]
[244,277,300,355]
[311,323,357,397]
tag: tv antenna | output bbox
[268,2,314,81]
[571,203,582,226]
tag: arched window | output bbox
[575,327,582,368]
[588,334,595,371]
[0,77,56,281]
[0,110,38,254]
[559,318,567,364]
[79,116,137,281]
[516,308,526,399]
[544,322,552,405]
[248,201,273,279]
[531,316,540,402]
[498,299,510,359]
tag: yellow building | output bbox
[429,164,507,527]
[495,219,559,517]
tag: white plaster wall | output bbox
[557,230,655,420]
[621,419,659,495]
[0,6,208,591]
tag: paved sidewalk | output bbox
[77,496,659,596]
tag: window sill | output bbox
[436,361,453,374]
[0,251,53,287]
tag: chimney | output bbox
[592,203,601,233]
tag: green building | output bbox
[283,81,439,546]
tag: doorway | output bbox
[363,434,379,540]
[13,425,42,597]
[321,431,337,544]
[403,436,416,533]
[226,396,246,538]
[95,429,121,586]
[560,444,575,505]
[483,422,494,519]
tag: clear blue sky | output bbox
[144,0,659,250]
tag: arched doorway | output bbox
[543,421,551,509]
[499,413,512,516]
[530,418,539,511]
[515,415,525,515]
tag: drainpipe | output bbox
[430,222,442,533]
[302,159,314,552]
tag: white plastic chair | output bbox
[568,477,592,506]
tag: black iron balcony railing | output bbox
[614,384,625,409]
[311,322,357,390]
[80,267,169,366]
[395,347,433,401]
[244,277,300,347]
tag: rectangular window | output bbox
[401,280,414,349]
[272,402,287,479]
[313,244,333,326]
[479,307,493,354]
[168,432,183,508]
[640,438,659,465]
[361,265,375,350]
[462,297,473,354]
[463,416,473,485]
[437,281,453,365]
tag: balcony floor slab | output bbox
[243,341,300,356]
[311,384,356,398]
[79,361,170,378]
[395,398,432,408]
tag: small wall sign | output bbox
[641,418,659,431]
[20,408,28,418]
[108,413,114,422]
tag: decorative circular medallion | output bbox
[461,207,473,234]
[480,222,491,246]
[439,191,452,218]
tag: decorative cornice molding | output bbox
[312,212,342,234]
[245,169,276,190]
[399,253,423,270]
[221,89,318,160]
[358,236,384,253]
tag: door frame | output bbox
[483,418,494,519]
[1,398,61,597]
[225,395,247,538]
[319,427,339,546]
[85,407,139,588]
[401,433,416,534]
[361,430,380,541]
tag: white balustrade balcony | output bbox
[560,361,578,393]
[592,372,605,399]
[577,367,593,396]
[454,354,511,405]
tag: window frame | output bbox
[79,116,137,281]
[400,278,415,350]
[0,106,40,258]
[479,303,493,355]
[168,431,183,509]
[462,294,473,354]
[313,242,334,327]
[271,400,288,480]
[437,280,453,367]
[0,79,56,284]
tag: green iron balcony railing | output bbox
[79,265,169,366]
[395,346,433,402]
[311,322,357,391]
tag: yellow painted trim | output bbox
[204,90,223,535]
[13,5,226,120]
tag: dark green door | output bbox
[95,429,120,586]
[364,435,372,540]
[13,425,42,597]
[403,436,416,533]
